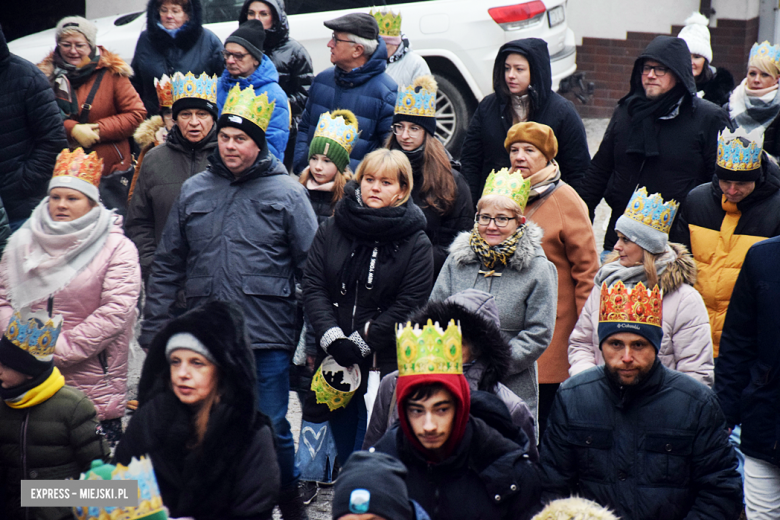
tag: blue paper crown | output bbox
[314,111,359,154]
[622,187,679,235]
[717,127,763,172]
[749,41,780,67]
[394,76,437,118]
[171,71,218,105]
[4,310,63,361]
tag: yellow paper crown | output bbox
[481,168,531,211]
[222,84,275,133]
[52,148,103,189]
[171,71,217,105]
[154,74,173,109]
[371,8,402,37]
[394,75,437,118]
[4,310,63,361]
[621,187,679,235]
[599,280,663,327]
[396,319,462,377]
[310,356,361,411]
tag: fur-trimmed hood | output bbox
[144,0,204,51]
[531,497,619,520]
[447,221,546,272]
[38,47,133,79]
[133,115,164,148]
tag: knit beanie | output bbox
[308,109,359,173]
[504,121,558,161]
[56,16,98,50]
[225,20,266,63]
[614,187,679,255]
[677,12,712,63]
[393,75,437,136]
[532,497,619,520]
[332,451,413,520]
[165,332,218,365]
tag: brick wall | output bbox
[565,18,759,118]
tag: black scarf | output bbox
[624,83,687,157]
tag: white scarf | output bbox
[4,198,114,309]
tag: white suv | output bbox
[9,0,576,154]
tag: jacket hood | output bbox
[238,0,289,51]
[145,0,205,51]
[710,153,780,209]
[133,115,165,148]
[0,25,9,66]
[492,38,551,111]
[659,242,697,294]
[469,390,532,455]
[220,53,279,86]
[624,35,696,101]
[334,37,389,88]
[38,47,133,79]
[447,221,546,272]
[531,497,619,520]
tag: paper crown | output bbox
[310,356,362,411]
[371,8,402,37]
[222,84,275,133]
[599,281,662,327]
[749,40,780,67]
[52,148,103,189]
[396,319,462,377]
[621,187,679,235]
[154,74,173,109]
[4,310,63,362]
[171,71,217,105]
[395,75,437,118]
[717,127,763,172]
[313,110,359,155]
[73,456,167,520]
[481,168,531,211]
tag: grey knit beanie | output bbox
[56,16,98,50]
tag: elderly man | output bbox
[217,19,290,163]
[540,280,743,520]
[578,35,728,255]
[141,85,318,519]
[293,13,396,173]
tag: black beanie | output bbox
[218,112,266,150]
[393,113,436,137]
[225,20,266,63]
[332,451,414,520]
[172,97,218,121]
[0,336,52,377]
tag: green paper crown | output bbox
[222,84,275,133]
[309,110,359,172]
[396,319,462,377]
[481,168,531,212]
[311,356,362,411]
[371,8,402,37]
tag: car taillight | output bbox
[488,1,547,31]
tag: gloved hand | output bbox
[71,123,100,148]
[328,338,363,367]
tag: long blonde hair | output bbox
[354,149,413,207]
[298,164,353,205]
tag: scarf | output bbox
[729,78,780,133]
[525,161,561,202]
[387,36,411,64]
[469,222,524,270]
[624,83,687,157]
[306,177,335,192]
[511,94,530,124]
[2,367,65,408]
[4,199,114,309]
[594,245,675,288]
[51,49,100,118]
[157,21,188,38]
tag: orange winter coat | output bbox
[525,179,599,384]
[39,48,146,176]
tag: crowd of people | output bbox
[0,2,779,520]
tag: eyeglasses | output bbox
[476,214,516,227]
[177,111,212,121]
[330,32,356,45]
[391,124,423,137]
[58,42,90,52]
[222,50,250,61]
[641,64,669,77]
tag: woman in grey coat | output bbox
[430,168,557,431]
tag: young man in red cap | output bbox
[372,319,540,520]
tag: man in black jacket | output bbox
[578,35,729,254]
[0,24,67,230]
[540,280,743,520]
[716,236,780,518]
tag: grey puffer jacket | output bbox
[430,223,558,426]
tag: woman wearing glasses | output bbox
[39,16,146,202]
[386,75,474,276]
[430,162,557,431]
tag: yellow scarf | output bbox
[5,367,65,409]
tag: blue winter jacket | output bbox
[217,56,290,164]
[140,148,318,351]
[293,38,397,173]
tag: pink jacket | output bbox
[0,218,141,420]
[568,244,714,387]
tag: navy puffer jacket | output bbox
[293,39,397,173]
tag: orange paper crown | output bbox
[599,280,662,327]
[52,148,103,188]
[155,74,174,109]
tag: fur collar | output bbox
[133,116,164,148]
[38,47,133,78]
[447,221,545,272]
[145,0,204,51]
[659,242,697,294]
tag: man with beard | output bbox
[540,280,743,520]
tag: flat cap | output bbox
[324,13,379,41]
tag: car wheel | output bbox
[433,73,472,159]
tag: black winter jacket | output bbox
[131,0,224,116]
[374,418,541,520]
[0,30,67,222]
[696,66,735,108]
[716,236,780,467]
[579,36,729,251]
[540,362,743,520]
[460,38,591,202]
[304,188,336,224]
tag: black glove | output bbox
[328,338,363,367]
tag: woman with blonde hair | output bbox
[302,148,433,462]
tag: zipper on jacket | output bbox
[98,350,109,375]
[351,280,359,332]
